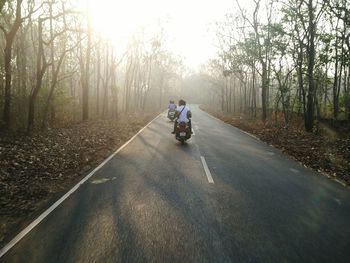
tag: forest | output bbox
[1,1,349,133]
[0,0,183,133]
[1,0,350,260]
[198,0,349,132]
[0,0,186,245]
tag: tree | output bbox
[0,0,24,128]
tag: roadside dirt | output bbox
[0,112,158,246]
[201,106,350,186]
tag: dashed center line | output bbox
[200,156,214,184]
[290,168,300,173]
[333,198,342,205]
[90,177,117,184]
[0,112,164,258]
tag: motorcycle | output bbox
[167,109,176,122]
[175,121,191,144]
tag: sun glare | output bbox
[77,0,166,41]
[75,0,236,69]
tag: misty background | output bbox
[0,0,349,132]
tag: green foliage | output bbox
[0,0,6,12]
[340,91,350,109]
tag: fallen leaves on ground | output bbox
[202,106,350,186]
[0,112,157,245]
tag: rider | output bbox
[172,99,192,134]
[168,100,177,111]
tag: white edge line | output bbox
[204,111,223,123]
[0,111,164,258]
[201,107,350,189]
[200,107,260,141]
[200,156,214,184]
[241,130,260,141]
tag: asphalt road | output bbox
[2,105,350,263]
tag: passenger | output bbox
[172,99,192,134]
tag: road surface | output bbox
[2,105,350,263]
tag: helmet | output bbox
[179,99,186,106]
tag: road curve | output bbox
[2,105,350,263]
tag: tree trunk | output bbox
[82,7,92,121]
[27,19,46,133]
[305,0,316,132]
[3,41,13,127]
[261,64,268,121]
[2,0,23,128]
[96,46,101,115]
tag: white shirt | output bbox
[176,105,190,123]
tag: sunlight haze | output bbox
[77,0,237,69]
[1,0,350,261]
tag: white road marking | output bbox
[0,111,165,258]
[334,179,347,187]
[90,177,117,184]
[200,107,350,190]
[333,198,341,205]
[192,129,196,135]
[200,156,214,184]
[242,130,259,140]
[201,107,262,142]
[205,111,223,123]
